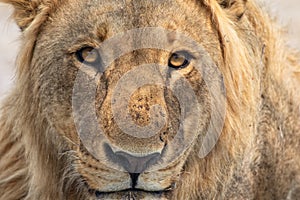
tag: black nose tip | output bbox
[114,151,161,173]
[104,144,161,173]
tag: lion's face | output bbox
[31,0,224,198]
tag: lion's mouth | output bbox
[92,188,172,199]
[94,188,163,196]
[80,142,179,198]
[90,184,175,198]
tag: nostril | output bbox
[129,173,140,188]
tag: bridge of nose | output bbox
[102,84,169,154]
[128,84,167,127]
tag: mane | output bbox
[0,2,80,199]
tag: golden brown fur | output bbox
[0,0,300,199]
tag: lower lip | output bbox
[95,188,164,197]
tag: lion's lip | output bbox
[93,184,175,197]
[94,188,165,198]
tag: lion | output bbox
[0,0,299,199]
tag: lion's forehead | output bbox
[48,0,211,41]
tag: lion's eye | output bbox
[76,47,101,66]
[168,52,191,69]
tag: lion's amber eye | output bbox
[76,47,101,66]
[168,52,191,69]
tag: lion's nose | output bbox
[114,151,161,173]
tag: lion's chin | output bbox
[93,189,169,200]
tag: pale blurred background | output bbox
[0,1,300,100]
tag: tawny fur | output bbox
[0,0,299,199]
